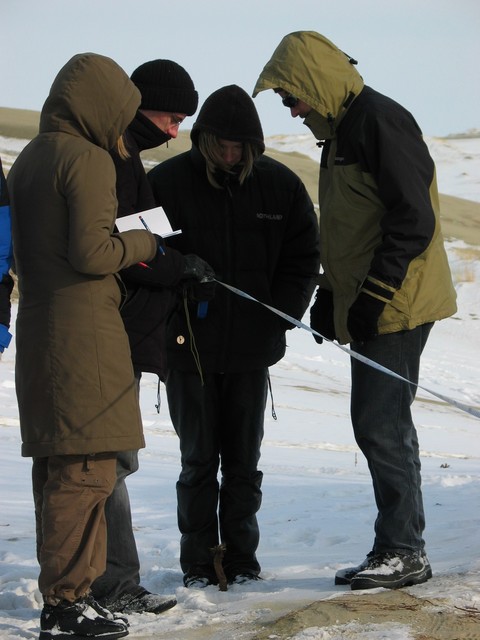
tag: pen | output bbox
[139,215,165,255]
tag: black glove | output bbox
[182,254,215,282]
[187,279,217,303]
[310,288,336,344]
[139,246,185,287]
[0,273,14,327]
[182,254,216,303]
[122,238,185,286]
[347,292,386,343]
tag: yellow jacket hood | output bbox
[253,31,364,127]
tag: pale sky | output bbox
[2,0,479,137]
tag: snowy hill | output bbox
[265,131,480,205]
[2,131,480,205]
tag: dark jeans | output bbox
[91,372,143,601]
[350,323,433,554]
[90,450,141,600]
[166,368,267,581]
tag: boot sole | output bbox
[350,566,433,591]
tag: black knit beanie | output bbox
[130,59,198,116]
[191,84,265,152]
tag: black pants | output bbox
[166,368,267,582]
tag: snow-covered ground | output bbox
[0,134,479,638]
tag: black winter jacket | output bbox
[112,112,185,378]
[148,146,320,373]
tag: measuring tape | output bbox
[216,280,480,420]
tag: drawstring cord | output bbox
[181,286,273,413]
[267,370,277,421]
[155,377,161,414]
[182,286,205,386]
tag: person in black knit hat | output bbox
[148,85,320,588]
[113,59,198,221]
[91,60,214,614]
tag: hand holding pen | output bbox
[139,215,165,255]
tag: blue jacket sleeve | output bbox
[0,158,12,277]
[0,158,14,344]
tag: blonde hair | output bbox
[116,135,130,160]
[197,131,261,189]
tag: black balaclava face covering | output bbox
[129,110,172,150]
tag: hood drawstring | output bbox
[182,285,205,385]
[267,370,277,421]
[155,377,161,414]
[342,52,358,66]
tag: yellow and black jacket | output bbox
[254,31,457,344]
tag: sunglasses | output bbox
[281,94,299,108]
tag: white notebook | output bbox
[115,206,181,238]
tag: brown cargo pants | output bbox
[32,453,117,604]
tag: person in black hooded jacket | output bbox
[148,85,320,587]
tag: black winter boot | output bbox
[39,596,129,639]
[98,588,177,615]
[84,594,129,624]
[335,550,376,585]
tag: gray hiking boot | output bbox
[335,550,376,585]
[350,550,432,590]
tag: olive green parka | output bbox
[254,32,457,344]
[8,53,157,457]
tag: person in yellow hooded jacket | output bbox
[254,31,457,591]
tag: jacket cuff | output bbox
[360,274,396,303]
[0,324,12,351]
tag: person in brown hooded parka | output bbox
[8,52,159,640]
